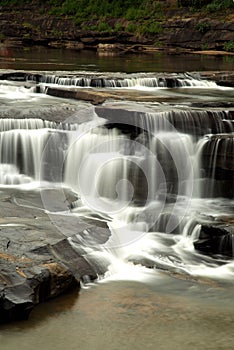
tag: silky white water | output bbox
[0,76,233,283]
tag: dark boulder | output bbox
[200,134,234,198]
[0,251,78,323]
[0,189,111,323]
[194,224,234,258]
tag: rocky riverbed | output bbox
[0,67,233,323]
[0,188,112,323]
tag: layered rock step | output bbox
[0,189,111,323]
[200,134,234,198]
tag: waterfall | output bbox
[0,77,233,280]
[198,135,234,198]
[0,110,232,201]
[0,129,50,184]
[96,107,234,137]
[0,118,57,131]
[35,72,218,89]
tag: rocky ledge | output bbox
[0,189,111,323]
[194,223,234,258]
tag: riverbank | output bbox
[0,2,234,53]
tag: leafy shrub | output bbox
[81,24,98,31]
[178,0,233,10]
[114,22,124,32]
[60,0,79,15]
[201,43,209,50]
[126,22,137,33]
[97,22,112,33]
[139,22,163,35]
[223,41,234,52]
[178,0,212,8]
[125,8,146,20]
[196,22,211,33]
[206,0,233,12]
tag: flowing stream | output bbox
[0,51,233,349]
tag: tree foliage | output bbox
[178,0,233,9]
[1,0,233,14]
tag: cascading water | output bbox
[0,72,233,282]
[28,72,219,89]
[198,134,234,198]
[0,118,57,131]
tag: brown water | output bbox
[0,47,234,72]
[1,273,234,350]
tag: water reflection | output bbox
[0,46,234,72]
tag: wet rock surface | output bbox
[96,106,234,136]
[200,72,234,88]
[194,224,234,258]
[0,189,111,323]
[2,71,234,89]
[201,134,234,198]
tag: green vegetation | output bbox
[43,0,166,36]
[126,22,137,33]
[114,22,124,32]
[1,0,233,13]
[0,0,233,39]
[29,0,165,37]
[45,0,164,18]
[178,0,211,7]
[196,22,211,33]
[224,55,234,63]
[178,0,233,10]
[223,41,234,52]
[201,43,209,50]
[138,22,163,35]
[23,22,33,28]
[206,0,233,12]
[97,22,112,33]
[0,0,29,4]
[50,29,63,38]
[23,33,31,39]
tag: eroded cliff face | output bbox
[164,17,234,51]
[0,3,234,52]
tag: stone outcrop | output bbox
[45,87,107,105]
[194,224,234,258]
[0,255,78,323]
[200,72,234,87]
[164,18,234,51]
[95,106,234,136]
[0,189,111,323]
